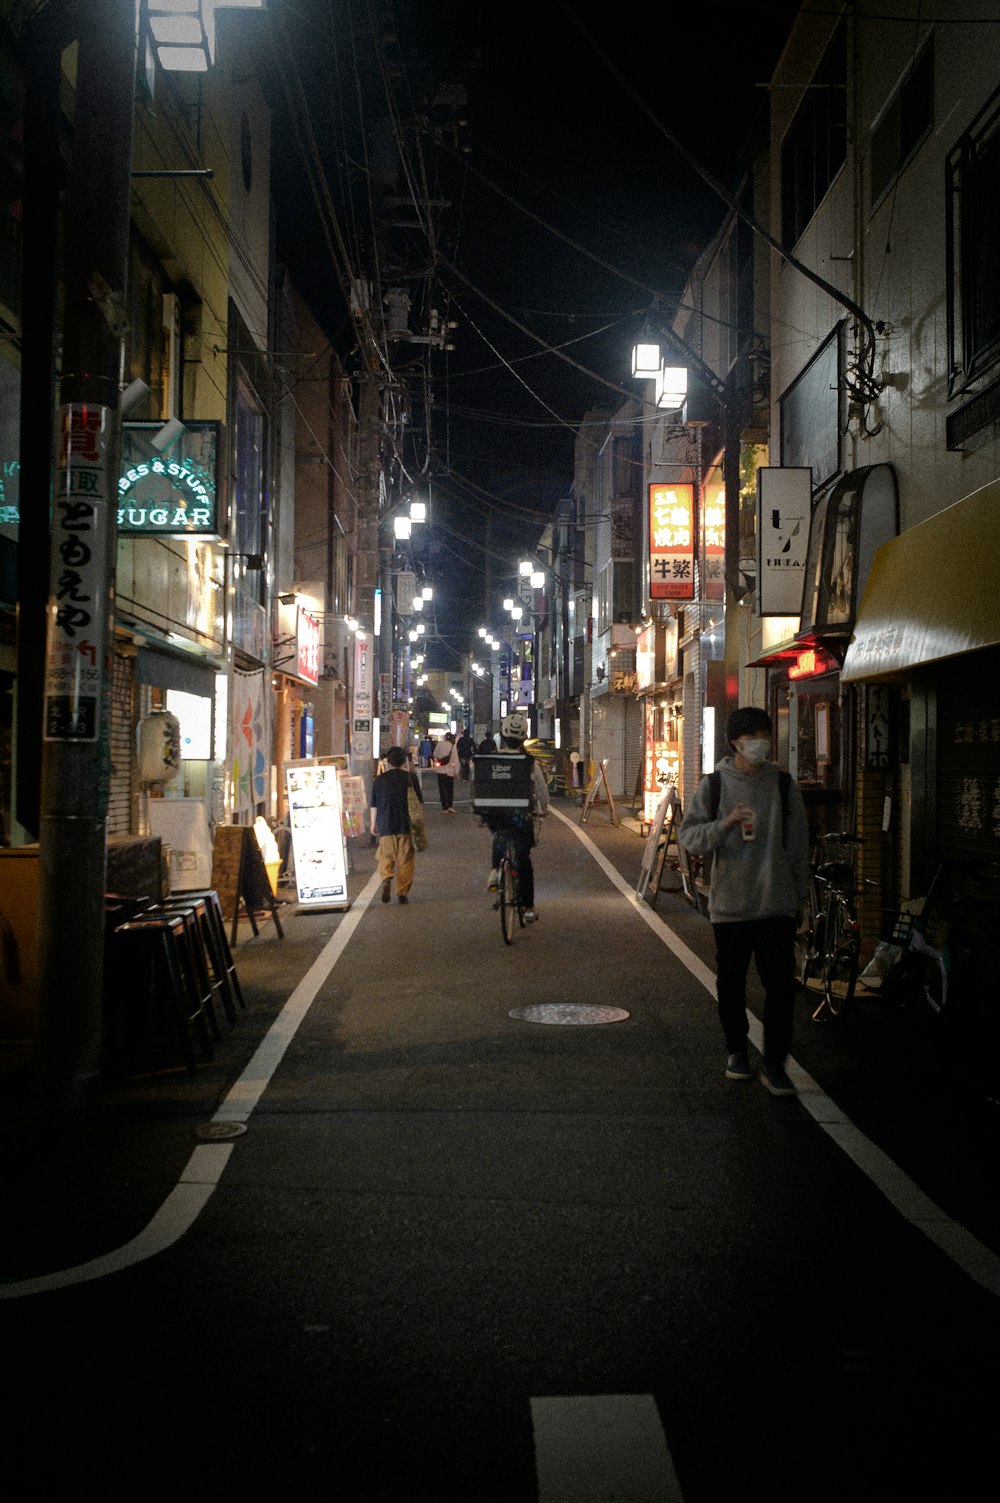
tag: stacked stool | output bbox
[160,889,246,1016]
[159,893,242,1025]
[109,912,216,1074]
[106,886,245,1076]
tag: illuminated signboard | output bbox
[649,483,694,601]
[703,487,725,602]
[636,622,659,689]
[118,421,222,537]
[297,608,320,685]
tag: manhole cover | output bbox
[194,1121,247,1141]
[508,1003,630,1026]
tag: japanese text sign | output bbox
[43,403,110,742]
[649,483,694,601]
[702,487,725,602]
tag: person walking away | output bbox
[481,711,549,924]
[457,726,475,781]
[433,731,460,813]
[419,734,433,768]
[478,730,496,754]
[370,745,423,904]
[678,706,810,1096]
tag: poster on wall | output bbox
[285,763,350,909]
[148,798,214,890]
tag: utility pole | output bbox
[33,1,137,1117]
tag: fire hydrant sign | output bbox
[43,403,111,742]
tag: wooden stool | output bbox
[168,889,246,1012]
[158,896,237,1027]
[111,915,216,1073]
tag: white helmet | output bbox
[501,711,528,742]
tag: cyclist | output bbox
[482,711,549,924]
[678,706,810,1096]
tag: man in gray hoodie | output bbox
[679,706,810,1096]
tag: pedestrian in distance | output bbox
[678,706,810,1096]
[481,711,549,924]
[478,730,496,754]
[433,731,460,812]
[370,745,423,904]
[419,734,433,768]
[456,726,476,781]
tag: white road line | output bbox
[556,807,1000,1299]
[0,870,383,1299]
[532,1394,684,1502]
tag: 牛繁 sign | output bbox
[118,422,222,537]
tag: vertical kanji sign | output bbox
[649,483,695,601]
[702,486,725,602]
[43,403,112,742]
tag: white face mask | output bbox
[738,737,770,765]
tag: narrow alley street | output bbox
[3,783,999,1501]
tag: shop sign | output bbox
[351,634,374,773]
[636,623,657,689]
[297,608,320,685]
[643,703,681,823]
[118,422,221,537]
[702,487,725,601]
[285,762,349,909]
[43,403,111,742]
[649,483,694,601]
[756,467,811,616]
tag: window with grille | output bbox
[780,21,847,249]
[870,38,933,208]
[947,82,1000,397]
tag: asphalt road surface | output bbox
[4,782,999,1500]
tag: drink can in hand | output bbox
[741,810,756,843]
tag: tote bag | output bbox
[407,782,428,851]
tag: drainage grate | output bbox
[509,1003,630,1026]
[195,1121,247,1141]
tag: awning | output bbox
[841,480,1000,682]
[746,637,802,668]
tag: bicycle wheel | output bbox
[498,856,518,944]
[822,898,859,1018]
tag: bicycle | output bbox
[493,813,542,945]
[796,832,874,1021]
[675,840,711,917]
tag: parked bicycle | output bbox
[796,832,875,1021]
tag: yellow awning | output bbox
[841,480,1000,682]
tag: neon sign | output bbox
[117,421,221,536]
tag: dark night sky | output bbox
[274,0,798,659]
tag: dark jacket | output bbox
[371,767,421,837]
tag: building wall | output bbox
[769,3,1000,528]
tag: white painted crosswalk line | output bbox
[531,1394,684,1502]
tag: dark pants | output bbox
[490,820,535,906]
[713,916,797,1065]
[437,773,455,810]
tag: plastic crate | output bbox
[889,912,914,945]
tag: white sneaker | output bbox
[487,869,498,891]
